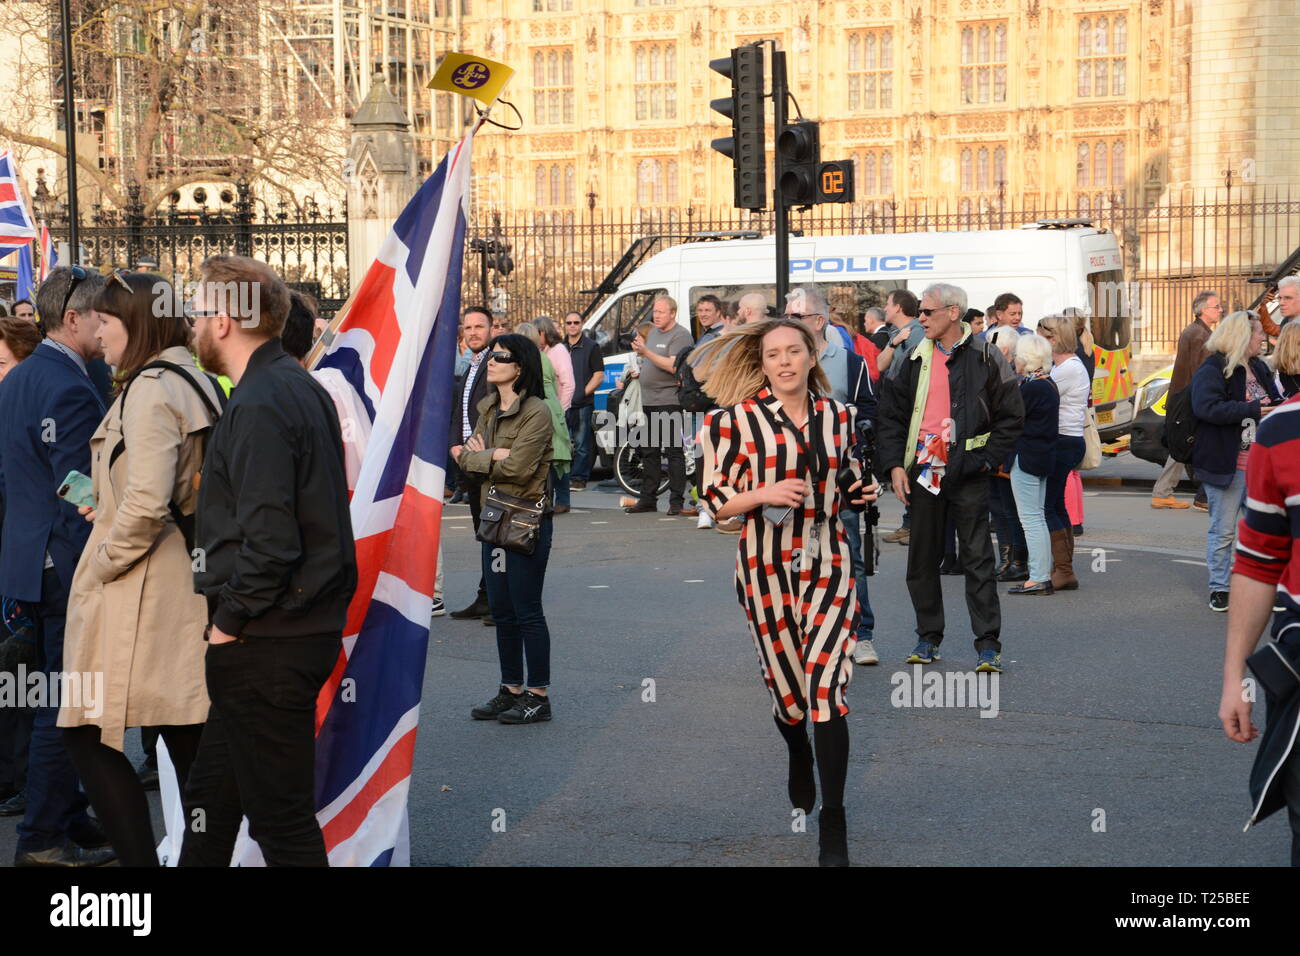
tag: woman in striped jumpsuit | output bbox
[692,317,877,867]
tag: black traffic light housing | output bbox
[777,119,820,207]
[710,44,766,211]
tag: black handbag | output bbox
[476,484,547,555]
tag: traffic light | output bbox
[710,44,766,211]
[816,160,855,204]
[777,120,820,207]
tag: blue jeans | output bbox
[839,509,875,641]
[482,516,553,688]
[553,465,571,508]
[1009,460,1051,583]
[1204,468,1247,593]
[566,405,595,482]
[1046,436,1085,532]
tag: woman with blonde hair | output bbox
[1191,311,1281,611]
[1006,334,1060,594]
[1036,315,1088,589]
[691,318,877,866]
[986,327,1028,579]
[1273,321,1300,398]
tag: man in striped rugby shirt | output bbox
[1219,396,1300,865]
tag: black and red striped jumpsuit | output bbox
[700,387,863,725]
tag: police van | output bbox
[584,221,1135,468]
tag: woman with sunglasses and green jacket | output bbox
[453,333,556,725]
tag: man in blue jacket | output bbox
[785,287,882,666]
[0,266,115,866]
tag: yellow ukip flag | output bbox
[428,52,514,106]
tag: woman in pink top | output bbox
[535,316,574,410]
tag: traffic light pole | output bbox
[771,49,789,304]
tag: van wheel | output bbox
[614,445,697,497]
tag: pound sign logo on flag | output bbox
[452,61,490,90]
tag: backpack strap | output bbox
[106,361,227,539]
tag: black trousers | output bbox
[464,476,486,602]
[905,470,1001,652]
[179,634,341,867]
[638,404,687,508]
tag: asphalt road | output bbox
[412,480,1288,866]
[0,478,1287,867]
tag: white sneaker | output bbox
[697,511,714,529]
[430,598,446,617]
[852,639,879,665]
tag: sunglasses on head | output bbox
[489,351,518,364]
[57,264,90,322]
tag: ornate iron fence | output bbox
[46,180,350,317]
[466,186,1300,356]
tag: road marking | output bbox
[659,517,677,522]
[1172,558,1207,566]
[590,520,608,524]
[588,585,610,589]
[684,579,704,583]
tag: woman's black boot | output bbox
[774,717,816,813]
[818,807,849,867]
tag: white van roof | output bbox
[621,224,1114,288]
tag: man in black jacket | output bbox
[449,306,493,620]
[876,282,1023,673]
[180,255,357,867]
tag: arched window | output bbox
[533,51,544,80]
[635,47,646,82]
[865,32,876,70]
[535,166,547,206]
[549,90,559,124]
[1114,15,1127,52]
[1076,143,1090,188]
[864,154,877,195]
[978,25,990,63]
[649,46,660,82]
[881,31,893,67]
[880,151,893,194]
[961,27,973,64]
[848,33,860,71]
[637,159,660,206]
[1111,140,1125,187]
[1094,16,1108,54]
[548,50,558,86]
[565,165,575,205]
[562,51,573,85]
[1093,142,1107,190]
[666,160,678,203]
[563,90,574,124]
[1078,18,1090,57]
[976,147,990,191]
[994,24,1006,62]
[550,165,561,207]
[960,148,973,192]
[994,146,1006,187]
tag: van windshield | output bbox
[687,280,905,337]
[590,288,667,358]
[1087,269,1132,351]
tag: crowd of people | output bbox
[0,256,357,867]
[3,249,1299,868]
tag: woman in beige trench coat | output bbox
[58,272,223,866]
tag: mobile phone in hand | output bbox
[56,470,96,510]
[763,504,794,525]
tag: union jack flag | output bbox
[221,129,475,867]
[0,151,37,259]
[39,220,55,281]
